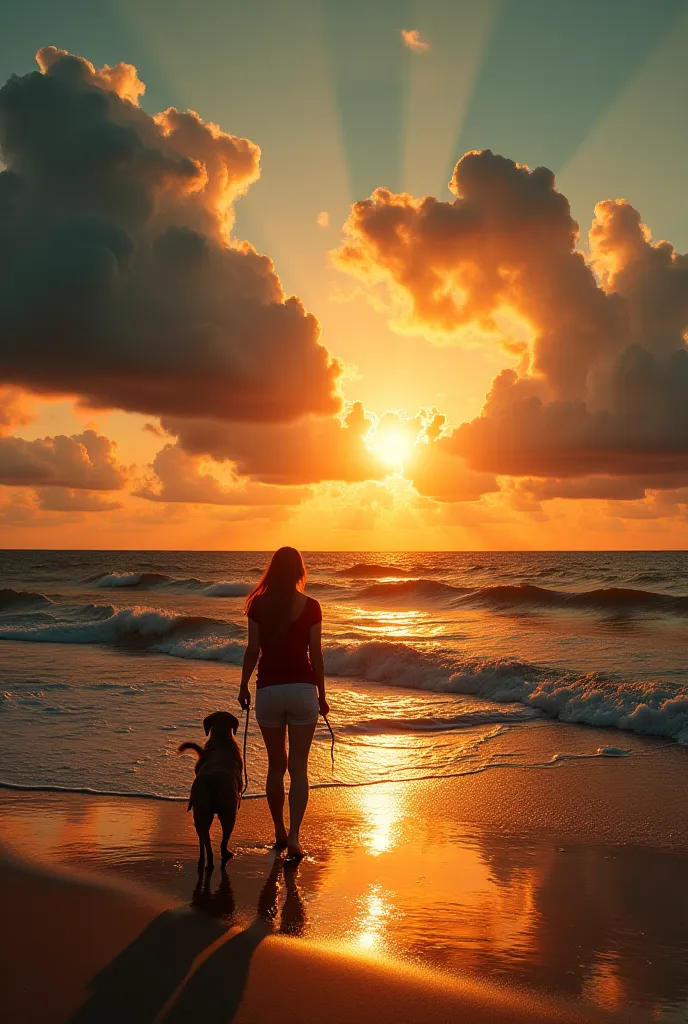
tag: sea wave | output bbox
[0,588,52,611]
[202,582,252,598]
[95,571,174,588]
[2,602,686,744]
[341,708,542,735]
[359,579,467,602]
[93,571,252,598]
[337,562,430,579]
[0,605,238,651]
[325,640,688,745]
[470,583,688,614]
[355,578,688,615]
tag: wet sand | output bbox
[1,725,687,1022]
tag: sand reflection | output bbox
[359,786,405,856]
[1,784,687,1019]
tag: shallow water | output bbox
[2,775,688,1022]
[1,550,687,800]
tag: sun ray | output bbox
[402,0,498,197]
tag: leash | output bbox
[323,713,335,769]
[241,701,250,797]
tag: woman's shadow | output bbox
[256,856,306,937]
[68,858,306,1024]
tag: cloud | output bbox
[35,487,123,511]
[316,211,329,228]
[401,29,430,53]
[407,439,499,502]
[162,403,380,485]
[334,150,688,490]
[0,47,340,424]
[0,429,127,489]
[162,402,500,502]
[0,387,35,435]
[134,442,311,505]
[514,476,657,502]
[143,421,166,438]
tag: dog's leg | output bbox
[219,802,237,867]
[194,803,213,870]
[202,826,213,870]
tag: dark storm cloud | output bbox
[335,150,688,489]
[0,47,340,422]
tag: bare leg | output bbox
[286,723,316,856]
[260,725,288,844]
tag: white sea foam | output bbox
[96,572,146,587]
[153,636,244,663]
[0,606,230,646]
[324,641,688,746]
[1,605,686,745]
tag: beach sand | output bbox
[2,722,687,1023]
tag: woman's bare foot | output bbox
[286,833,305,860]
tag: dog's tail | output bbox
[179,742,204,812]
[178,741,204,759]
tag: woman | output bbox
[238,547,329,859]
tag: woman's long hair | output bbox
[244,547,307,640]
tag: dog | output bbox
[178,711,243,870]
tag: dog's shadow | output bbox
[68,869,266,1024]
[67,859,307,1023]
[191,868,237,919]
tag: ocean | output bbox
[1,550,686,802]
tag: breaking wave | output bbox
[95,572,174,588]
[1,605,686,743]
[325,641,688,745]
[93,572,252,597]
[0,605,243,662]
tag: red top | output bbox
[248,595,322,689]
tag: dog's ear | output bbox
[228,713,240,735]
[203,712,216,736]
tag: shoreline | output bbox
[2,721,686,850]
[2,733,688,1021]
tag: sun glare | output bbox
[370,428,413,471]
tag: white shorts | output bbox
[255,683,319,728]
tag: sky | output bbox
[0,0,687,550]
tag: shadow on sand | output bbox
[68,859,306,1024]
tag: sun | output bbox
[370,428,414,472]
